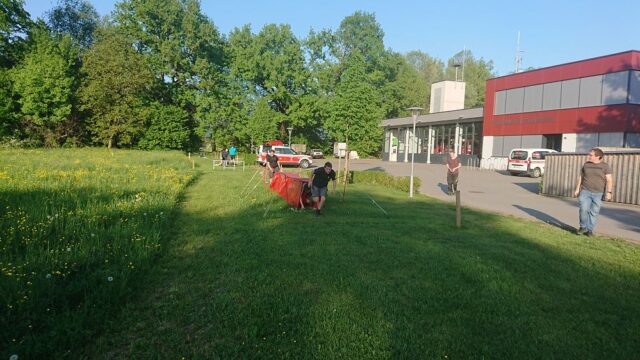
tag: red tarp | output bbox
[269,172,314,209]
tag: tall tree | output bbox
[327,52,383,156]
[228,23,310,140]
[46,0,99,49]
[79,23,154,148]
[11,26,79,145]
[1,0,32,67]
[114,0,226,150]
[404,50,445,110]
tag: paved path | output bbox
[346,159,640,244]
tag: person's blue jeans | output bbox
[578,190,603,231]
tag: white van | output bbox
[507,148,557,178]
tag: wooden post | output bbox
[192,159,195,169]
[455,190,461,228]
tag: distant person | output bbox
[446,149,461,195]
[221,147,229,167]
[310,162,337,216]
[574,147,613,237]
[229,145,237,164]
[266,149,281,181]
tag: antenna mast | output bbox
[515,31,523,73]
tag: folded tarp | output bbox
[269,172,313,208]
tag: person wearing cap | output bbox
[310,162,337,216]
[574,147,613,237]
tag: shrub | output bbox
[349,170,419,193]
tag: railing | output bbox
[543,151,640,205]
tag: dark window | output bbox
[510,150,528,160]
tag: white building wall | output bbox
[430,81,465,113]
[562,133,577,152]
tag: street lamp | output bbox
[287,127,293,146]
[407,107,423,198]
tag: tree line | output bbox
[1,0,495,155]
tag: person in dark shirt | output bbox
[574,147,613,236]
[310,162,337,216]
[265,149,281,182]
[221,147,229,167]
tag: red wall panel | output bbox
[484,51,640,136]
[485,105,638,136]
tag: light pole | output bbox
[287,127,293,146]
[407,107,423,198]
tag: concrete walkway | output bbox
[346,159,640,244]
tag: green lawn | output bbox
[84,157,640,359]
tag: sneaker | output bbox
[315,209,320,216]
[586,231,594,237]
[576,228,588,235]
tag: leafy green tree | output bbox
[327,52,383,156]
[11,27,79,145]
[114,0,226,150]
[404,50,445,110]
[228,23,310,139]
[46,0,99,49]
[0,68,17,135]
[79,24,154,148]
[138,102,189,150]
[0,0,32,67]
[445,50,495,108]
[240,97,281,147]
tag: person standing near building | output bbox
[266,149,281,182]
[310,162,337,216]
[574,148,613,237]
[229,145,237,165]
[446,149,461,195]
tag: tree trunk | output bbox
[108,136,113,149]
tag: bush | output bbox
[349,170,419,193]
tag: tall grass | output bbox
[0,148,195,357]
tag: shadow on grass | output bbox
[84,170,640,359]
[512,204,574,232]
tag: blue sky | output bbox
[24,0,639,76]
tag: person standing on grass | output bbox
[310,162,337,216]
[221,147,229,167]
[446,148,461,195]
[574,147,613,237]
[229,145,237,165]
[266,149,281,182]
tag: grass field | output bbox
[0,148,195,358]
[2,151,640,358]
[86,157,639,359]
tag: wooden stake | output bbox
[455,190,461,228]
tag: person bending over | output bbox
[310,162,337,216]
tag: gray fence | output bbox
[543,151,640,205]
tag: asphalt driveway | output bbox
[347,159,640,244]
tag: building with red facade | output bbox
[380,50,640,167]
[483,50,640,160]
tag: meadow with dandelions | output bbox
[0,148,195,357]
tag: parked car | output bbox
[309,149,324,159]
[257,145,313,168]
[507,148,557,178]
